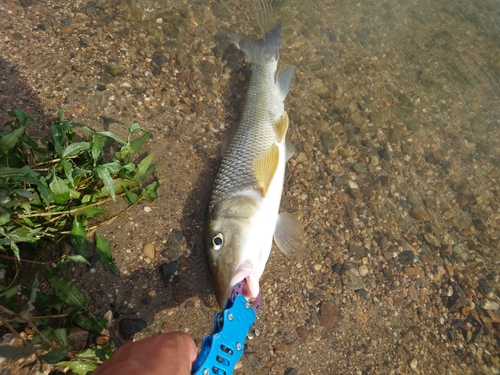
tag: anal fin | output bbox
[273,212,305,257]
[253,143,279,197]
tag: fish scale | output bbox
[209,64,281,212]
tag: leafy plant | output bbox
[0,107,165,370]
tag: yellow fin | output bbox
[274,111,289,143]
[253,144,279,197]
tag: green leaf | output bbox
[56,108,65,120]
[128,123,143,135]
[10,241,20,260]
[40,347,70,364]
[61,255,91,267]
[0,284,21,298]
[95,233,116,274]
[49,175,70,205]
[7,109,29,124]
[27,272,39,313]
[51,123,65,156]
[0,127,25,156]
[96,131,125,145]
[57,360,98,375]
[94,165,115,200]
[48,275,85,308]
[61,158,75,187]
[62,141,90,158]
[70,218,88,256]
[134,153,154,181]
[129,131,150,153]
[123,187,138,204]
[34,292,63,312]
[0,206,10,225]
[91,136,106,166]
[102,160,121,175]
[54,328,68,347]
[73,313,108,333]
[76,206,109,219]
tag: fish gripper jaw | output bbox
[191,282,261,375]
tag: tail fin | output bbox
[228,25,282,63]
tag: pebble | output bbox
[403,266,420,276]
[319,302,338,331]
[95,336,110,345]
[296,326,309,341]
[284,368,298,375]
[159,262,177,287]
[143,242,155,259]
[119,318,147,340]
[162,230,187,261]
[321,131,337,152]
[409,207,429,221]
[358,265,368,277]
[397,250,417,266]
[448,283,467,313]
[477,278,493,297]
[67,327,89,351]
[387,128,401,144]
[341,269,366,290]
[369,111,389,125]
[424,233,441,247]
[103,310,113,328]
[143,206,151,213]
[297,152,308,162]
[480,300,499,310]
[104,64,124,77]
[408,285,419,302]
[453,245,469,261]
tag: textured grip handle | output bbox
[191,295,257,375]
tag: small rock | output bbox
[143,206,151,213]
[162,230,187,261]
[403,266,420,276]
[383,268,394,281]
[296,326,309,341]
[119,318,147,340]
[477,278,492,297]
[341,269,366,290]
[159,262,177,287]
[96,84,107,91]
[60,26,73,34]
[409,207,429,221]
[284,368,298,375]
[173,284,190,303]
[96,336,110,345]
[472,218,486,232]
[61,242,72,256]
[481,300,499,310]
[448,283,467,313]
[349,244,368,259]
[408,285,419,302]
[67,327,89,351]
[297,152,308,162]
[321,131,337,152]
[319,302,338,331]
[424,233,441,247]
[369,111,388,125]
[104,64,124,77]
[152,51,167,65]
[103,310,113,328]
[387,128,401,144]
[397,250,417,266]
[19,0,33,6]
[453,245,469,261]
[358,265,368,277]
[143,242,155,259]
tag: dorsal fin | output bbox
[253,143,279,197]
[274,111,289,143]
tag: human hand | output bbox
[93,331,197,375]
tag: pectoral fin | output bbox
[273,212,305,257]
[254,143,279,197]
[274,111,289,143]
[285,135,296,161]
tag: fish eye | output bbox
[212,233,224,249]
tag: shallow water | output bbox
[0,0,499,374]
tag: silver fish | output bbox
[206,24,305,308]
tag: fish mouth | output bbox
[226,259,260,301]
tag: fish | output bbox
[205,22,305,308]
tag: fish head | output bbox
[206,195,270,308]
